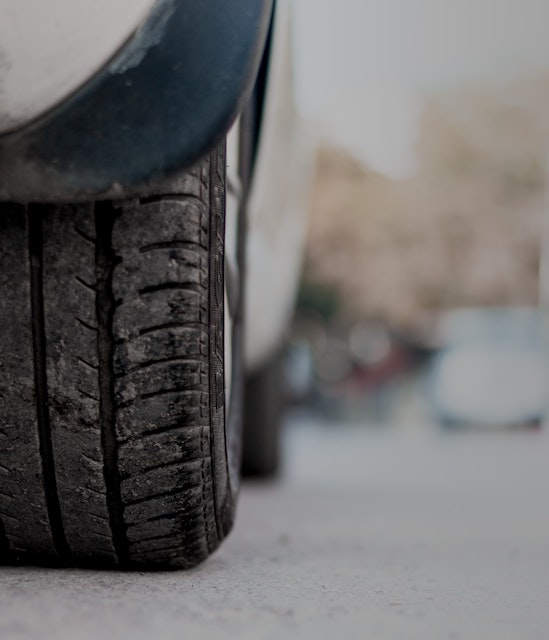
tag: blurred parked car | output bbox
[427,308,549,428]
[0,0,312,570]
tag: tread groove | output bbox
[138,322,207,337]
[116,388,204,410]
[118,422,207,444]
[132,544,185,556]
[0,512,24,524]
[77,388,99,403]
[89,532,117,542]
[140,386,203,402]
[138,283,207,297]
[27,206,71,562]
[83,485,108,498]
[73,226,96,246]
[115,355,208,378]
[89,513,114,527]
[125,531,187,546]
[114,323,206,346]
[76,317,98,332]
[124,487,192,508]
[75,276,96,292]
[95,202,129,566]
[76,356,99,371]
[80,452,102,466]
[139,194,204,206]
[135,511,184,525]
[119,456,208,480]
[139,241,205,254]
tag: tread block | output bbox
[120,461,204,503]
[116,392,208,442]
[112,289,208,342]
[113,327,208,375]
[124,490,203,525]
[118,427,206,478]
[114,361,208,406]
[112,200,208,252]
[114,247,209,294]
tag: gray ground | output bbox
[2,414,549,639]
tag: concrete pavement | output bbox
[1,416,549,639]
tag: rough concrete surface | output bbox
[2,416,549,639]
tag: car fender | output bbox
[0,0,274,202]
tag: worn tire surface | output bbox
[0,145,238,569]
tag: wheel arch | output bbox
[0,0,274,203]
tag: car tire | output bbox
[0,142,242,570]
[242,351,286,478]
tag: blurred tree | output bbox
[305,72,549,338]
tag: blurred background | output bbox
[285,0,549,432]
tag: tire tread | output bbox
[0,148,230,569]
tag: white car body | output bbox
[0,0,157,133]
[243,0,314,371]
